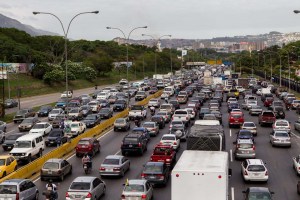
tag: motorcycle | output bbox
[83,162,92,174]
[134,117,141,127]
[42,187,57,200]
[150,108,155,116]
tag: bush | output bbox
[43,69,65,84]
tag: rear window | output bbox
[43,162,59,169]
[248,165,265,171]
[160,105,171,109]
[154,147,170,155]
[162,136,175,140]
[232,114,242,118]
[124,137,138,143]
[0,185,17,194]
[103,159,119,165]
[143,123,154,128]
[175,111,187,115]
[262,112,275,117]
[124,184,144,192]
[276,122,288,126]
[244,123,255,127]
[144,165,163,173]
[238,143,253,149]
[78,140,90,145]
[70,182,91,190]
[131,105,143,110]
[275,132,289,137]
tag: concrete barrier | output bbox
[0,90,162,183]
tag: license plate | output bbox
[149,176,156,179]
[118,128,122,129]
[48,171,52,174]
[82,145,86,148]
[106,169,113,172]
[50,141,54,143]
[75,195,81,198]
[235,120,238,122]
[129,145,133,147]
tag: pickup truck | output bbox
[258,111,276,126]
[61,91,73,98]
[128,105,147,120]
[150,144,176,167]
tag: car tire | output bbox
[38,149,42,157]
[102,186,106,196]
[2,171,6,178]
[60,174,64,181]
[27,155,32,163]
[34,191,39,200]
[69,167,73,175]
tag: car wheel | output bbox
[38,149,43,157]
[27,155,32,163]
[2,171,6,178]
[69,166,73,175]
[102,186,106,196]
[60,173,64,181]
[34,191,39,200]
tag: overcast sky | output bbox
[1,0,300,41]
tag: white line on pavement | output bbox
[291,132,300,139]
[115,150,121,155]
[231,187,235,200]
[230,149,233,162]
[6,130,15,134]
[230,129,232,137]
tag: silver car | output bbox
[270,131,291,147]
[66,176,106,200]
[143,122,159,136]
[249,105,262,116]
[234,139,256,159]
[121,179,153,200]
[241,122,257,136]
[99,155,130,177]
[0,179,39,200]
[0,121,6,132]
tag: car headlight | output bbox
[0,170,2,173]
[22,153,26,156]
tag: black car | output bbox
[113,99,127,111]
[99,108,113,119]
[151,115,165,129]
[199,107,210,119]
[83,114,101,128]
[228,103,240,113]
[37,105,53,117]
[169,100,180,110]
[121,133,148,156]
[2,132,25,151]
[45,129,67,146]
[210,110,222,124]
[81,105,92,117]
[272,106,285,119]
[142,162,170,186]
[242,187,274,200]
[4,99,18,108]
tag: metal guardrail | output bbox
[0,90,162,183]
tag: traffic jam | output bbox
[0,66,300,199]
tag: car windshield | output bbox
[124,138,138,143]
[78,140,90,145]
[124,184,144,192]
[32,124,45,129]
[248,165,265,171]
[275,132,289,137]
[89,102,97,106]
[69,109,79,113]
[175,111,187,115]
[232,114,242,119]
[6,135,21,140]
[100,109,109,113]
[276,122,288,126]
[115,100,125,104]
[103,159,119,165]
[70,182,91,190]
[16,110,27,115]
[71,124,79,128]
[43,162,59,169]
[162,136,175,140]
[274,107,283,111]
[116,119,125,123]
[51,110,61,114]
[85,115,96,120]
[160,105,171,109]
[131,105,143,110]
[0,185,17,194]
[49,131,61,137]
[0,159,5,166]
[144,164,163,173]
[22,118,33,123]
[15,141,31,148]
[251,106,261,109]
[201,108,210,113]
[238,143,253,149]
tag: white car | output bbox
[161,91,171,99]
[88,101,101,113]
[241,159,268,182]
[48,108,64,121]
[169,120,184,130]
[160,134,180,150]
[292,155,300,175]
[241,122,257,136]
[236,86,245,93]
[270,131,291,147]
[96,92,110,100]
[185,108,196,120]
[66,121,86,137]
[29,122,53,136]
[227,97,238,105]
[61,91,72,98]
[272,119,291,133]
[256,89,262,96]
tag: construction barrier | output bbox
[0,90,162,183]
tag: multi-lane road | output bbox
[3,84,300,199]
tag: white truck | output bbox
[172,150,229,200]
[213,77,223,85]
[224,70,231,76]
[128,105,147,120]
[261,88,271,95]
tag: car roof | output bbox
[128,179,147,185]
[72,176,96,182]
[45,158,64,163]
[248,187,271,193]
[1,179,27,185]
[246,159,264,165]
[237,139,253,144]
[145,161,164,166]
[105,155,123,160]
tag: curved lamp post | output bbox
[33,11,99,114]
[106,26,147,80]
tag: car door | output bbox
[19,181,29,199]
[92,178,103,198]
[145,182,153,200]
[122,157,129,171]
[5,157,12,174]
[64,160,71,174]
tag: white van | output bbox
[10,134,45,163]
[194,120,220,126]
[164,86,175,96]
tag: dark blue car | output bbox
[132,127,150,142]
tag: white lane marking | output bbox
[6,130,15,134]
[291,132,300,139]
[33,128,115,183]
[230,129,232,137]
[230,149,233,162]
[231,187,235,200]
[115,150,121,155]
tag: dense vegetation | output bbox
[0,28,186,84]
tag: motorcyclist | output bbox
[45,180,58,199]
[150,106,155,116]
[134,116,141,127]
[82,153,92,169]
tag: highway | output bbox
[3,83,300,199]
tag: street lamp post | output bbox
[141,34,172,77]
[106,26,147,81]
[33,11,99,115]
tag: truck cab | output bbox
[150,144,176,167]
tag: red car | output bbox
[228,111,244,128]
[264,97,274,107]
[76,137,100,157]
[150,144,176,167]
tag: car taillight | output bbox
[86,192,92,198]
[166,159,171,162]
[244,170,248,175]
[57,170,62,174]
[138,143,142,147]
[100,167,105,171]
[66,192,69,198]
[141,173,145,178]
[16,193,19,200]
[253,146,256,150]
[265,171,268,176]
[113,167,120,171]
[141,194,147,199]
[173,142,177,145]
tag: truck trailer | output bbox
[172,150,229,200]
